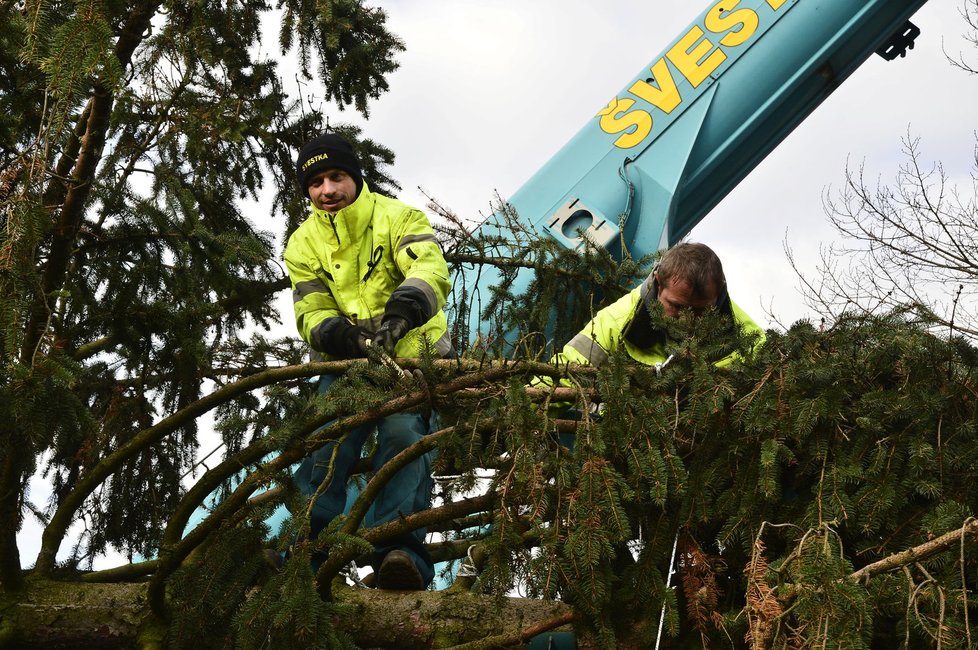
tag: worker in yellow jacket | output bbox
[544,242,764,398]
[285,133,450,590]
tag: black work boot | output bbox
[376,549,425,591]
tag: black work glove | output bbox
[371,316,410,356]
[316,321,370,359]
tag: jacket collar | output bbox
[308,181,375,246]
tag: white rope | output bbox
[654,354,675,378]
[456,544,480,578]
[655,529,681,650]
[343,561,368,588]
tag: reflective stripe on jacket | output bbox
[284,182,452,360]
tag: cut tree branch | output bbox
[850,519,978,583]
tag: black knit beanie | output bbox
[295,133,364,200]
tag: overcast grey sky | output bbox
[318,0,977,331]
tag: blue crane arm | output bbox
[463,0,929,344]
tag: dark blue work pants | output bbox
[293,374,435,586]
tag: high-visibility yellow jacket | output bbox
[550,274,765,372]
[284,183,452,360]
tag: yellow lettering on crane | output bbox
[596,97,653,149]
[704,0,759,47]
[627,58,682,114]
[597,0,787,148]
[667,25,726,88]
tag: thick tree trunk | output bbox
[0,450,25,593]
[0,578,575,649]
[330,583,574,648]
[0,578,159,649]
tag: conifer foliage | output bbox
[1,0,400,625]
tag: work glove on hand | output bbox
[347,327,371,358]
[371,316,410,356]
[316,321,370,359]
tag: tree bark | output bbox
[849,518,978,582]
[0,451,25,593]
[0,578,160,649]
[0,578,574,649]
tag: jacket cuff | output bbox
[384,285,429,329]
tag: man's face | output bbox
[307,168,357,212]
[655,273,718,319]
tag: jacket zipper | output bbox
[327,213,341,246]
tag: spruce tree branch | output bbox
[314,426,454,590]
[69,276,291,362]
[849,519,978,583]
[98,71,194,216]
[445,252,588,281]
[427,537,488,565]
[4,576,577,647]
[22,88,114,364]
[165,359,570,549]
[214,276,291,316]
[34,359,575,607]
[83,491,289,585]
[313,492,501,600]
[112,3,159,67]
[34,360,352,576]
[444,612,576,650]
[227,487,286,526]
[21,3,159,365]
[148,362,550,616]
[72,335,114,360]
[427,511,494,536]
[343,427,453,535]
[963,518,973,647]
[357,493,498,556]
[79,559,159,583]
[763,519,978,644]
[168,360,584,584]
[40,100,92,209]
[456,386,593,403]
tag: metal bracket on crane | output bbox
[876,21,920,60]
[545,198,619,251]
